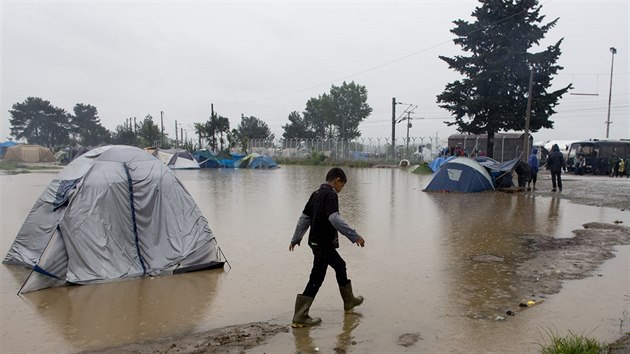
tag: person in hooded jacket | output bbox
[527,148,539,191]
[546,144,566,192]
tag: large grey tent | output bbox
[3,145,224,294]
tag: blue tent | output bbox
[235,153,278,169]
[0,141,18,159]
[424,157,495,193]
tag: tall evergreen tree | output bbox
[137,115,162,147]
[111,124,138,146]
[282,111,317,140]
[9,97,73,147]
[437,0,571,158]
[233,115,274,152]
[72,103,110,146]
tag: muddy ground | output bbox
[82,172,630,354]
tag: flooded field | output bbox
[1,165,629,353]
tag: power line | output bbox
[184,0,562,112]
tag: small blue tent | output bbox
[235,153,278,169]
[424,157,495,193]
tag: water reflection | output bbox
[3,168,629,353]
[547,195,562,237]
[292,313,361,354]
[334,313,361,353]
[22,269,223,350]
[424,192,549,316]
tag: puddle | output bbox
[1,166,628,353]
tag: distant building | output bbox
[447,132,533,162]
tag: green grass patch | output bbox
[539,329,603,354]
[0,161,63,174]
[0,161,19,171]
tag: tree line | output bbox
[7,0,570,159]
[8,81,372,152]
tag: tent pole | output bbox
[218,247,231,270]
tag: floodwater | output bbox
[1,165,628,353]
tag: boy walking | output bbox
[289,167,365,328]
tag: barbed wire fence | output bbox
[247,137,442,164]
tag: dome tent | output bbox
[3,145,225,294]
[423,157,495,193]
[234,153,278,169]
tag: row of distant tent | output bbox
[0,142,278,170]
[130,148,278,170]
[192,149,278,169]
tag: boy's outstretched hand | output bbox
[355,236,365,247]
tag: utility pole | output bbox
[523,68,534,161]
[160,110,164,138]
[391,97,396,156]
[405,111,413,156]
[133,117,137,134]
[606,47,617,138]
[175,120,178,145]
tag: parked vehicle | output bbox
[567,139,630,175]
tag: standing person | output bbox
[289,167,366,328]
[546,144,566,192]
[609,153,619,177]
[527,148,539,191]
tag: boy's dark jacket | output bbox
[291,184,360,249]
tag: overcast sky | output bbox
[1,0,628,146]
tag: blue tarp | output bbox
[193,150,221,168]
[429,156,455,172]
[0,141,18,159]
[474,157,521,187]
[192,150,244,168]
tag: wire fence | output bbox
[247,137,441,164]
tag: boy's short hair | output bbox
[326,167,347,183]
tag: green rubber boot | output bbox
[339,280,364,312]
[292,294,322,328]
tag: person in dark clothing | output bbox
[515,160,532,188]
[546,144,566,192]
[289,167,365,328]
[527,148,539,190]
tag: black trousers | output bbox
[303,247,350,298]
[551,171,562,190]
